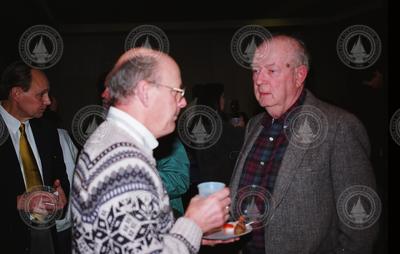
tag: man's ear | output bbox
[10,86,23,100]
[295,65,308,87]
[135,80,151,107]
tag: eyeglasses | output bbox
[147,80,185,101]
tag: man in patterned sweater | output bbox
[71,48,232,253]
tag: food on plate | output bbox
[222,216,247,235]
[222,222,235,234]
[234,215,246,235]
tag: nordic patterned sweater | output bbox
[71,111,202,254]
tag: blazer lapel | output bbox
[0,115,26,193]
[271,141,308,210]
[30,119,52,186]
[270,92,318,210]
[230,114,264,192]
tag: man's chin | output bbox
[35,112,44,118]
[157,123,176,138]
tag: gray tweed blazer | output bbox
[229,90,379,254]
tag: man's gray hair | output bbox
[106,55,158,104]
[294,38,310,70]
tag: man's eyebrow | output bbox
[252,63,276,68]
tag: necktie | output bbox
[19,123,43,191]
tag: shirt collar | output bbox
[261,89,307,127]
[106,106,158,151]
[0,103,29,134]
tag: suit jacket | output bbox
[229,90,379,254]
[0,116,69,254]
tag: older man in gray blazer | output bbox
[229,35,379,254]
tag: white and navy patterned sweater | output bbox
[71,120,202,254]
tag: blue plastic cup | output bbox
[197,181,225,197]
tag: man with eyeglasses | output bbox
[72,48,235,254]
[101,67,189,220]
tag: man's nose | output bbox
[101,87,110,100]
[254,69,267,85]
[43,94,51,105]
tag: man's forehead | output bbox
[253,40,292,66]
[31,69,49,89]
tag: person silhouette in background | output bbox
[154,132,190,218]
[191,83,245,185]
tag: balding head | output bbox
[255,35,310,71]
[105,48,174,105]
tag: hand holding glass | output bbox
[197,182,226,197]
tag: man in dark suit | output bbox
[229,35,379,253]
[0,62,69,254]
